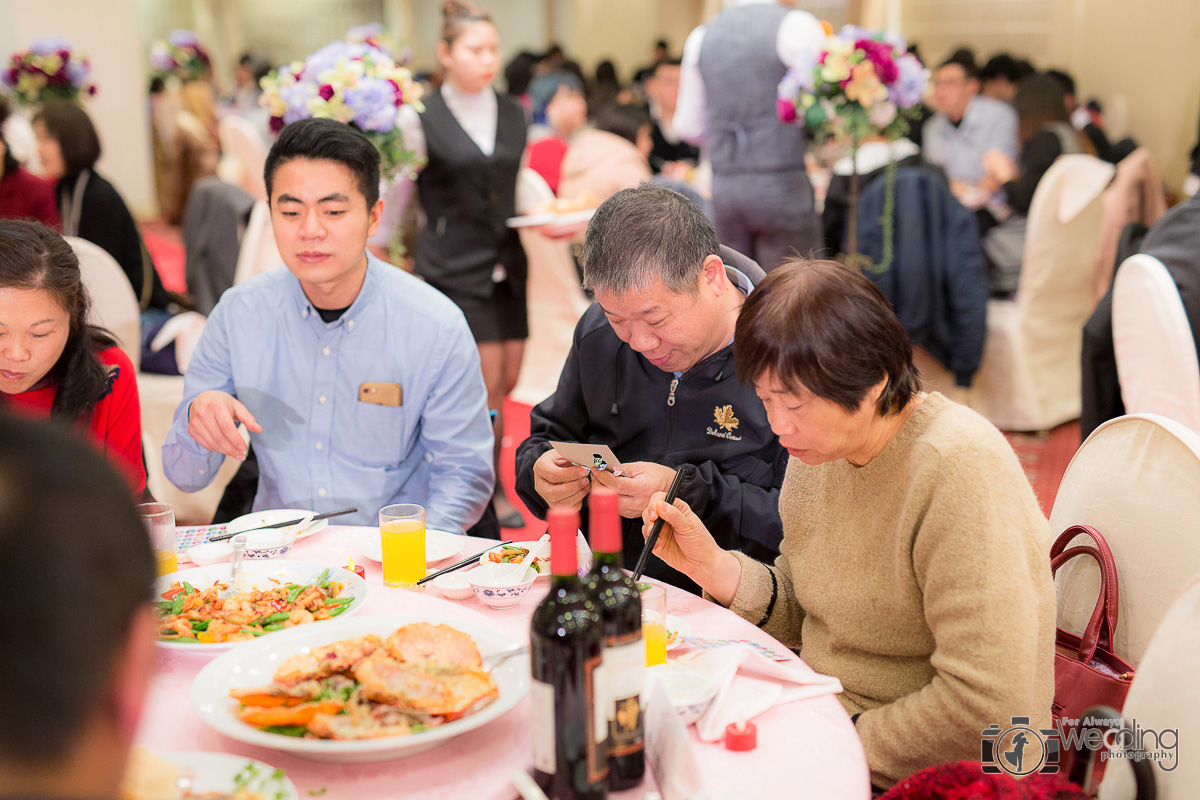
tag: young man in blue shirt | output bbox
[164,119,494,532]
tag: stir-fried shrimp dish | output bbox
[230,623,499,739]
[156,569,351,643]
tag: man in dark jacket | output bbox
[514,185,787,591]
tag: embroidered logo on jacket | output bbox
[708,404,743,441]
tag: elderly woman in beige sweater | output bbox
[643,259,1056,791]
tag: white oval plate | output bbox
[666,614,693,651]
[191,614,530,763]
[154,751,298,799]
[359,528,466,565]
[155,561,368,655]
[226,509,329,541]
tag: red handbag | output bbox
[1050,525,1135,734]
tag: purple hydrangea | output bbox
[888,54,928,108]
[30,36,73,56]
[778,63,814,99]
[343,77,398,132]
[167,29,200,48]
[65,58,90,85]
[306,41,374,81]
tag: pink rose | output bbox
[776,96,797,123]
[855,38,899,84]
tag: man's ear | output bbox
[110,605,157,740]
[366,197,385,239]
[700,253,729,296]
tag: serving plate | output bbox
[154,751,298,799]
[191,614,530,763]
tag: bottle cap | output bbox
[589,486,621,553]
[724,721,757,751]
[547,508,580,576]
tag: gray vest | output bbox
[698,4,808,175]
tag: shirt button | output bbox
[318,488,327,497]
[315,442,324,451]
[319,395,327,404]
[323,347,331,356]
[347,320,355,328]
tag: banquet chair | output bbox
[70,236,141,372]
[217,114,268,201]
[1048,413,1200,667]
[1112,254,1200,432]
[1091,149,1167,305]
[1093,574,1200,800]
[233,201,282,285]
[511,169,590,407]
[967,154,1115,431]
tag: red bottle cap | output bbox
[589,486,621,553]
[724,721,757,751]
[547,508,580,576]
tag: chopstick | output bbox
[209,507,358,541]
[632,469,687,581]
[416,540,513,585]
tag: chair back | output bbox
[1049,413,1200,666]
[69,236,141,371]
[217,115,267,201]
[1113,254,1200,432]
[1097,574,1200,799]
[1092,149,1167,303]
[233,201,282,286]
[1016,154,1115,425]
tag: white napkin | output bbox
[148,310,207,374]
[676,644,843,743]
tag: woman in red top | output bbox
[0,129,60,229]
[0,219,145,493]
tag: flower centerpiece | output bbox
[259,40,425,179]
[149,30,212,83]
[2,36,96,106]
[343,23,412,65]
[777,25,928,263]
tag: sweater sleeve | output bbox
[854,442,1055,787]
[724,550,806,650]
[93,347,146,494]
[1002,130,1063,216]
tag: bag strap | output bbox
[1050,525,1120,658]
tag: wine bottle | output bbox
[584,487,645,790]
[531,508,608,800]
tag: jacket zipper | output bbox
[667,377,678,407]
[659,376,681,463]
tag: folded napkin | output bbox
[675,644,843,743]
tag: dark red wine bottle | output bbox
[531,508,608,800]
[583,487,645,790]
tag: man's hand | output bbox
[533,450,591,511]
[614,461,678,519]
[187,390,262,460]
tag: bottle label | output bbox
[584,652,609,783]
[530,678,556,775]
[605,634,645,755]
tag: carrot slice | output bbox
[238,700,345,727]
[234,693,306,708]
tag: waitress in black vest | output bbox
[405,1,528,528]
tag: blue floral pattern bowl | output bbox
[467,563,537,609]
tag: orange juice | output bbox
[643,621,668,666]
[155,549,178,577]
[381,520,426,587]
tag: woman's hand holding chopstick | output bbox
[642,492,743,607]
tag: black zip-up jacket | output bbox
[514,250,787,592]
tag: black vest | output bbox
[414,89,527,299]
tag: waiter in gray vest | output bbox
[675,0,825,271]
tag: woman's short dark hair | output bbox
[1013,74,1071,146]
[32,99,102,175]
[0,220,116,422]
[264,118,381,208]
[0,412,154,764]
[735,258,921,416]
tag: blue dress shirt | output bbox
[922,96,1019,183]
[162,254,495,531]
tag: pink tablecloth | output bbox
[139,526,870,799]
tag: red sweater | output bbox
[2,346,145,493]
[0,166,61,229]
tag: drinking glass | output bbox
[379,504,426,588]
[639,582,668,666]
[139,502,177,577]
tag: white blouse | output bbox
[396,82,499,162]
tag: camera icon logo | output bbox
[981,717,1061,776]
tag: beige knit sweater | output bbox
[726,393,1056,789]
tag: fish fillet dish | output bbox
[229,623,500,739]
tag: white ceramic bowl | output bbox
[242,528,297,560]
[187,541,233,566]
[430,572,474,600]
[652,665,717,726]
[466,563,537,609]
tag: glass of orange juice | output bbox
[379,504,426,588]
[639,582,668,666]
[138,502,177,577]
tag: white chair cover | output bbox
[69,236,141,372]
[233,201,282,286]
[510,170,590,407]
[217,115,267,201]
[1112,254,1200,432]
[1097,574,1200,799]
[969,155,1115,431]
[1048,413,1200,666]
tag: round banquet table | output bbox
[139,526,871,799]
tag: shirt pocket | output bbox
[348,400,415,468]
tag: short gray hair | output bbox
[581,184,720,297]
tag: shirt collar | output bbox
[289,251,379,327]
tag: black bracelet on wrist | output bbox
[755,567,779,628]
